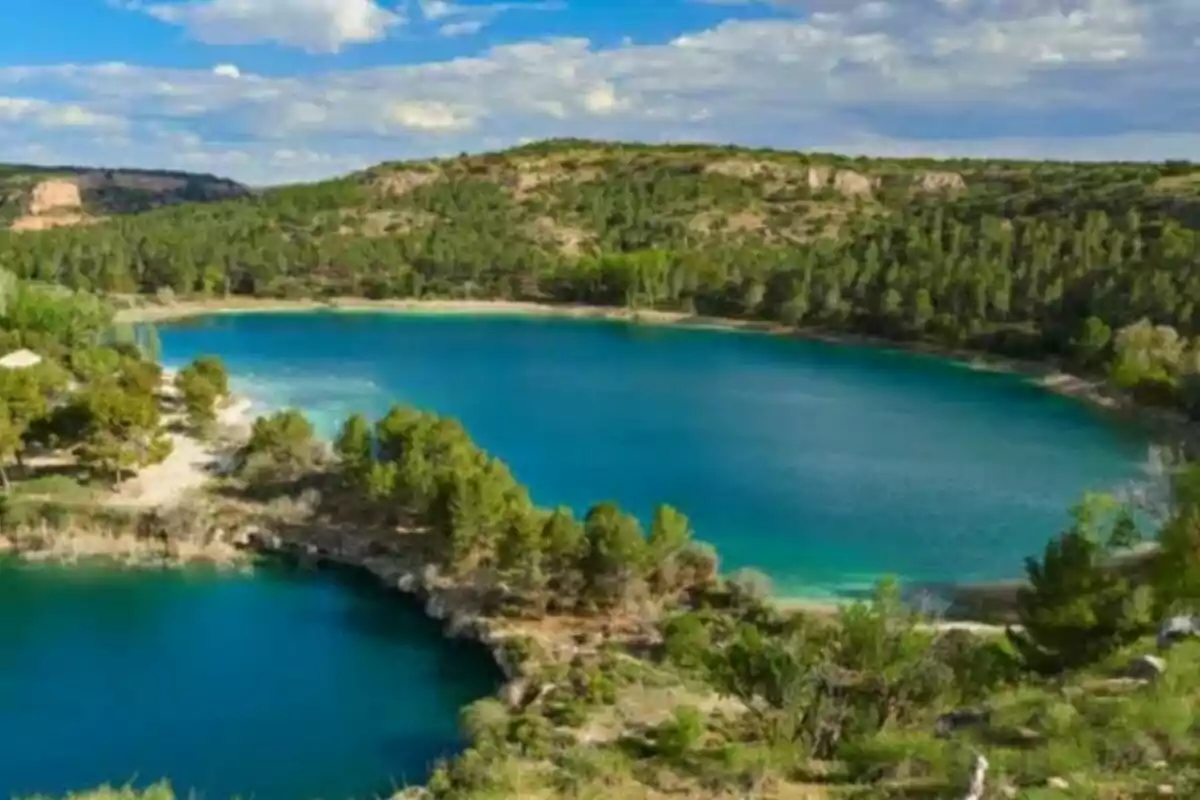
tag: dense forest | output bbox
[2,138,1200,404]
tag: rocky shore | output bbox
[0,507,565,713]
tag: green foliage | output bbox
[72,379,168,483]
[174,355,229,433]
[1008,498,1154,674]
[19,783,176,800]
[237,408,320,481]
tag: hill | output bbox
[0,163,249,231]
[1,137,1200,380]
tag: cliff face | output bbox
[0,165,250,230]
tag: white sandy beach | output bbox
[108,373,256,509]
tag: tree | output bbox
[189,355,229,397]
[1070,315,1112,369]
[237,409,320,481]
[1007,498,1153,674]
[74,381,169,483]
[334,412,373,482]
[0,402,23,491]
[174,355,229,434]
[582,502,649,607]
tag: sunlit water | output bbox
[160,311,1152,596]
[1,311,1151,798]
[0,561,500,799]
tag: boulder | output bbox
[832,169,878,198]
[1157,615,1200,650]
[1127,654,1167,680]
[915,170,967,193]
[935,707,992,738]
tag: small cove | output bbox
[0,558,501,799]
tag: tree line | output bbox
[0,142,1197,399]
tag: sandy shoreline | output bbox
[115,295,1179,429]
[107,369,256,509]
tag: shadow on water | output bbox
[0,557,502,800]
[260,558,504,682]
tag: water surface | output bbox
[159,311,1151,596]
[0,560,499,799]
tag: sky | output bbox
[0,0,1198,185]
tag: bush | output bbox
[1007,501,1154,674]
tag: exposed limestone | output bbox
[27,179,83,215]
[807,165,833,190]
[916,170,968,193]
[9,213,94,231]
[832,169,878,198]
[704,158,773,180]
[371,169,441,198]
[9,178,92,231]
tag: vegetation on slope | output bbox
[36,398,1199,799]
[3,138,1200,408]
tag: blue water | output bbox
[0,561,500,799]
[159,312,1151,596]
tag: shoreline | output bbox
[114,294,1185,622]
[115,295,1184,434]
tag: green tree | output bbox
[581,502,649,607]
[0,402,23,491]
[334,412,373,482]
[74,381,169,483]
[237,409,320,481]
[1007,498,1153,674]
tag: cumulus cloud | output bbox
[126,0,404,53]
[3,0,1199,183]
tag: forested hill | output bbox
[0,163,249,231]
[2,138,1200,362]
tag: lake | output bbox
[160,311,1152,596]
[0,560,500,799]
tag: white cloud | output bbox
[3,0,1199,183]
[438,19,487,37]
[129,0,404,53]
[0,97,127,131]
[389,101,475,131]
[212,63,241,78]
[418,0,564,37]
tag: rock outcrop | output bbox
[3,166,250,231]
[915,170,968,193]
[27,179,83,215]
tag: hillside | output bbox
[0,163,249,231]
[1,138,1200,368]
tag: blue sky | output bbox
[1,0,1198,184]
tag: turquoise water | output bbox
[0,560,500,799]
[160,312,1151,596]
